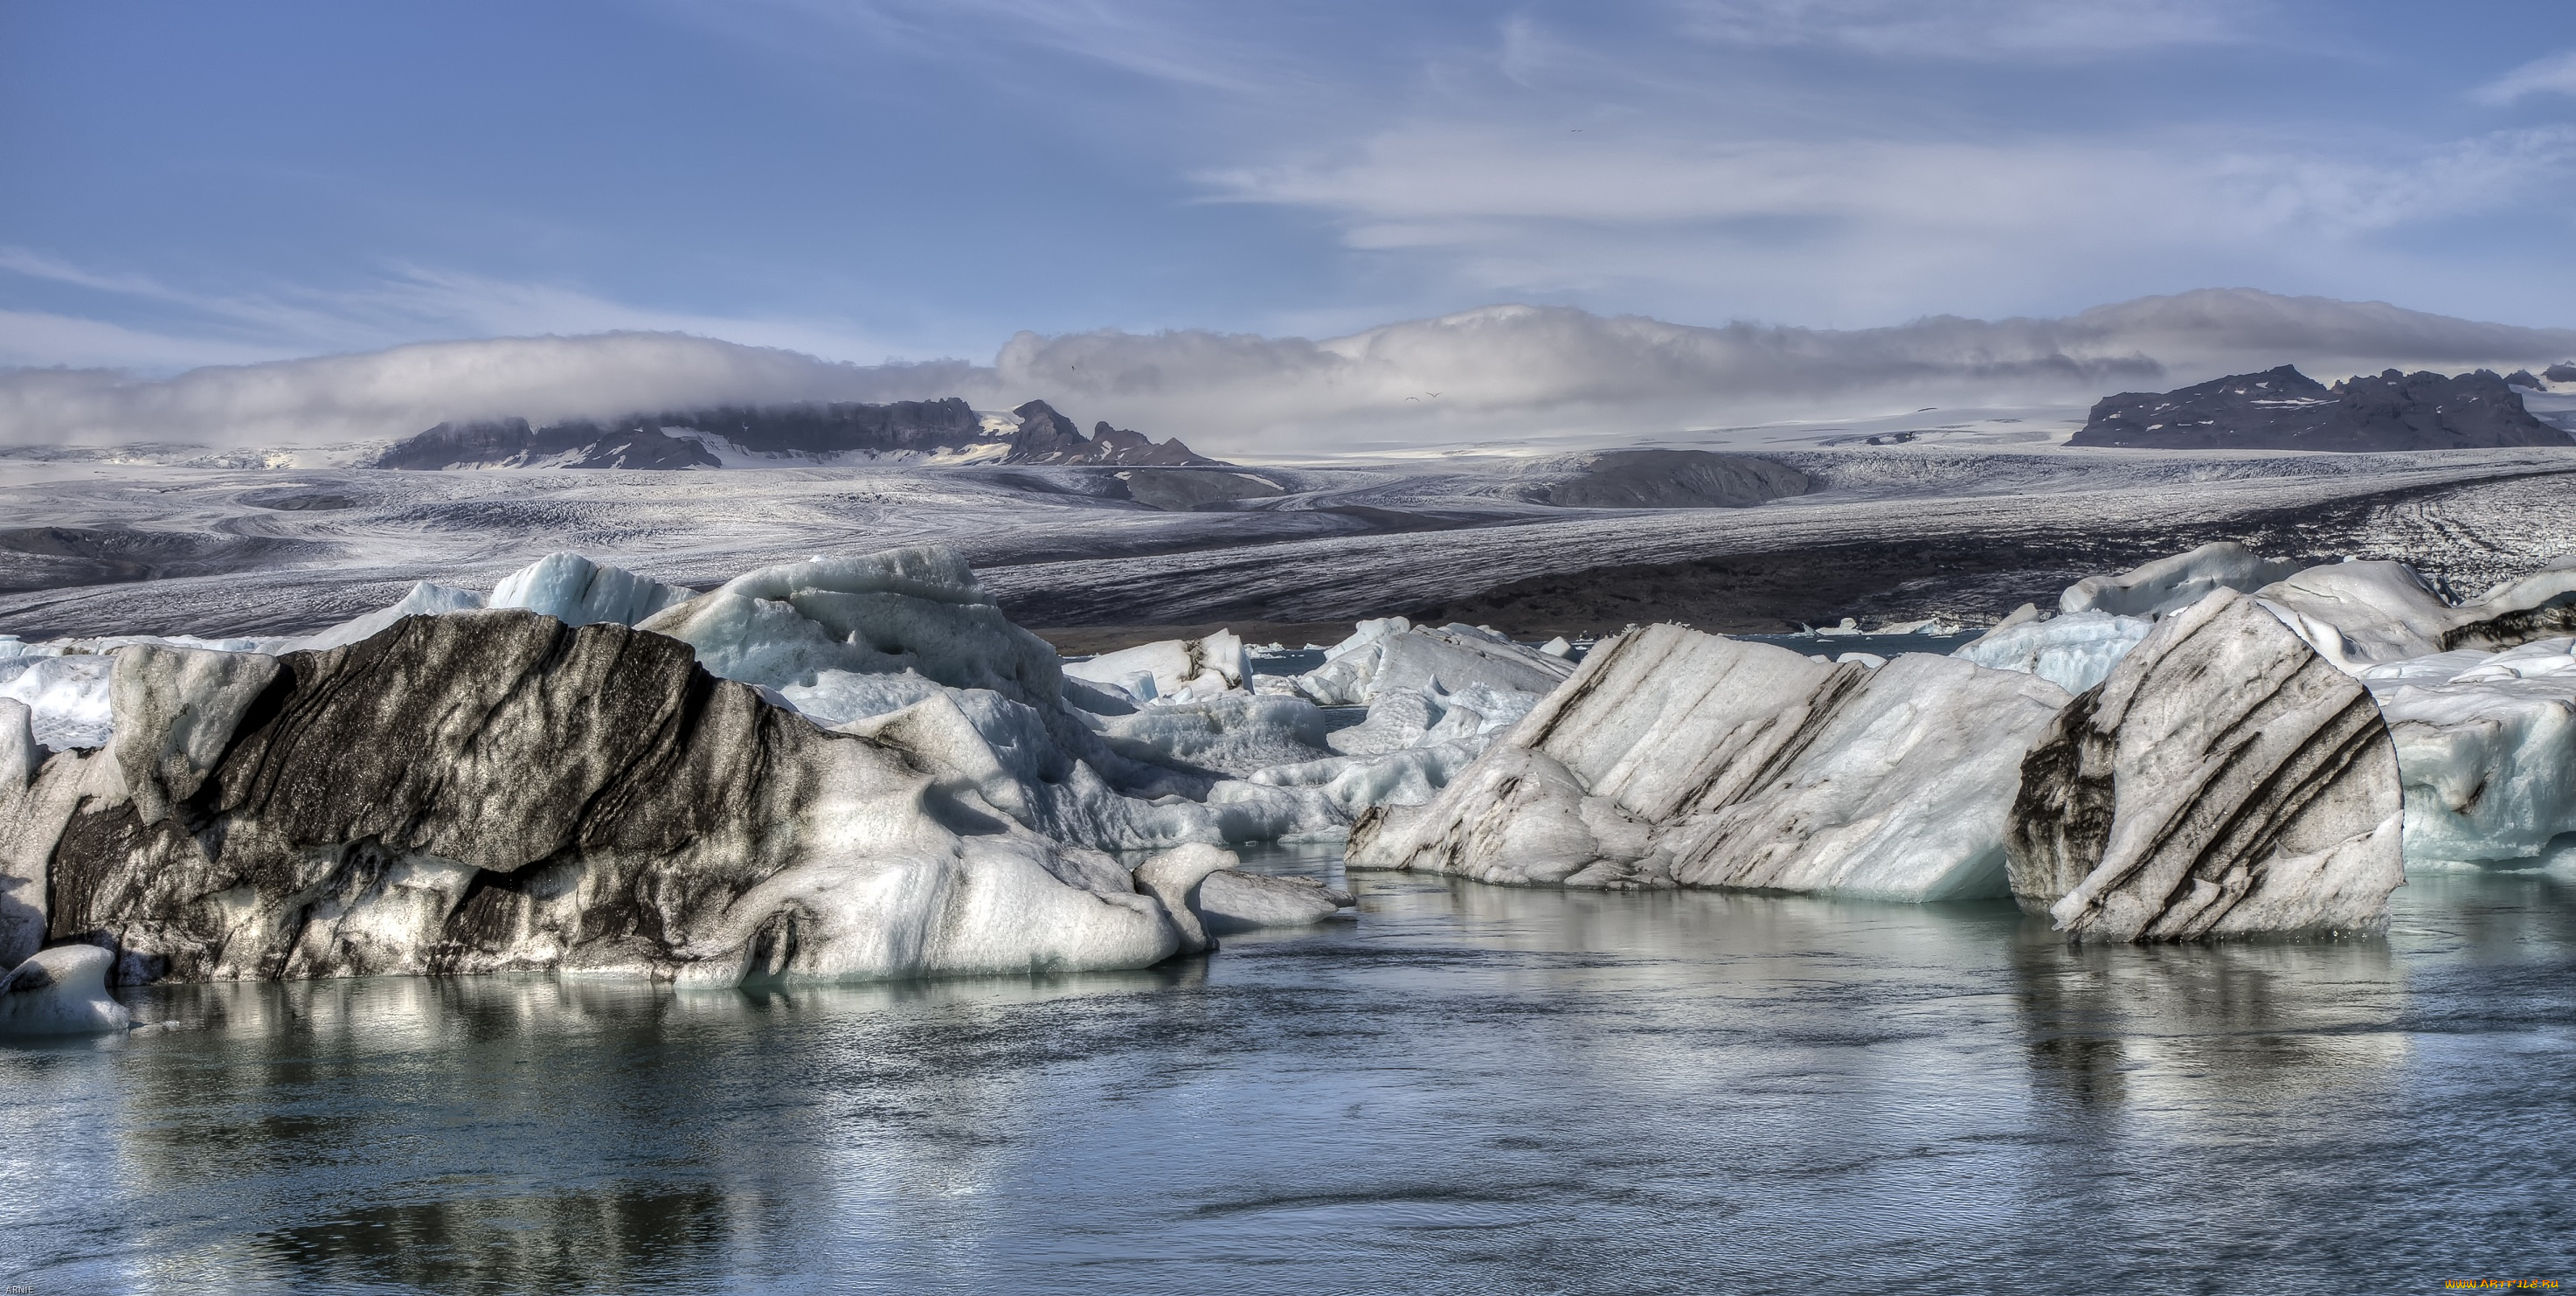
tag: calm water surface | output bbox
[3,856,2571,1295]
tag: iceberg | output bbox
[488,552,695,627]
[1352,625,2070,900]
[1063,629,1250,702]
[1952,611,2153,695]
[2007,591,2405,941]
[2059,541,2302,618]
[0,944,131,1036]
[2364,638,2576,865]
[11,621,1205,986]
[1293,621,1574,706]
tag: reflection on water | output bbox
[5,859,2573,1294]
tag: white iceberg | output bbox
[0,944,131,1036]
[2365,638,2576,866]
[1953,610,2154,695]
[2059,541,2302,618]
[1353,625,2071,900]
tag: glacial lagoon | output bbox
[5,851,2571,1295]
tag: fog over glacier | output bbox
[10,288,2576,455]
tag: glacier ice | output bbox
[1293,621,1574,706]
[1063,629,1250,702]
[1352,625,2070,900]
[2365,638,2576,866]
[2059,541,2302,618]
[488,552,695,628]
[0,944,130,1036]
[2008,591,2405,941]
[1953,611,2154,695]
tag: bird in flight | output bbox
[1425,392,1441,398]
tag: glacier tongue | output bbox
[1351,625,2069,900]
[2007,590,2405,941]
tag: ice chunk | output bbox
[0,655,114,750]
[1539,636,1574,658]
[2252,560,2455,665]
[1354,627,2071,900]
[1953,610,2153,695]
[0,944,130,1036]
[291,581,488,652]
[2060,541,2302,618]
[638,545,1065,710]
[1295,623,1573,706]
[1063,628,1249,702]
[487,553,693,627]
[2367,639,2576,865]
[2009,590,2405,941]
[1197,870,1353,933]
[1091,694,1334,779]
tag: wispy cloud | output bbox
[1669,0,2254,59]
[0,249,904,371]
[2474,47,2576,105]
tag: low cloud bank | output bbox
[7,288,2573,454]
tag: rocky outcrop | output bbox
[2069,364,2573,451]
[2005,590,2405,941]
[5,614,1195,986]
[1001,401,1219,466]
[1350,625,2071,899]
[370,399,994,469]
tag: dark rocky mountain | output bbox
[1004,400,1217,466]
[2547,363,2576,383]
[2068,364,2574,451]
[370,399,989,469]
[368,397,1221,469]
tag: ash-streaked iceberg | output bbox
[1351,624,2069,900]
[2007,591,2405,941]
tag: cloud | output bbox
[0,333,975,448]
[0,249,902,372]
[7,288,2572,454]
[2475,49,2576,105]
[1206,119,2576,322]
[1670,0,2251,59]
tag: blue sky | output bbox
[10,0,2576,374]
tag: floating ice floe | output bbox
[2008,590,2405,941]
[0,944,131,1036]
[1351,625,2071,900]
[0,544,1404,986]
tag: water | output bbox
[5,860,2573,1295]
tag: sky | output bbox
[10,1,2576,449]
